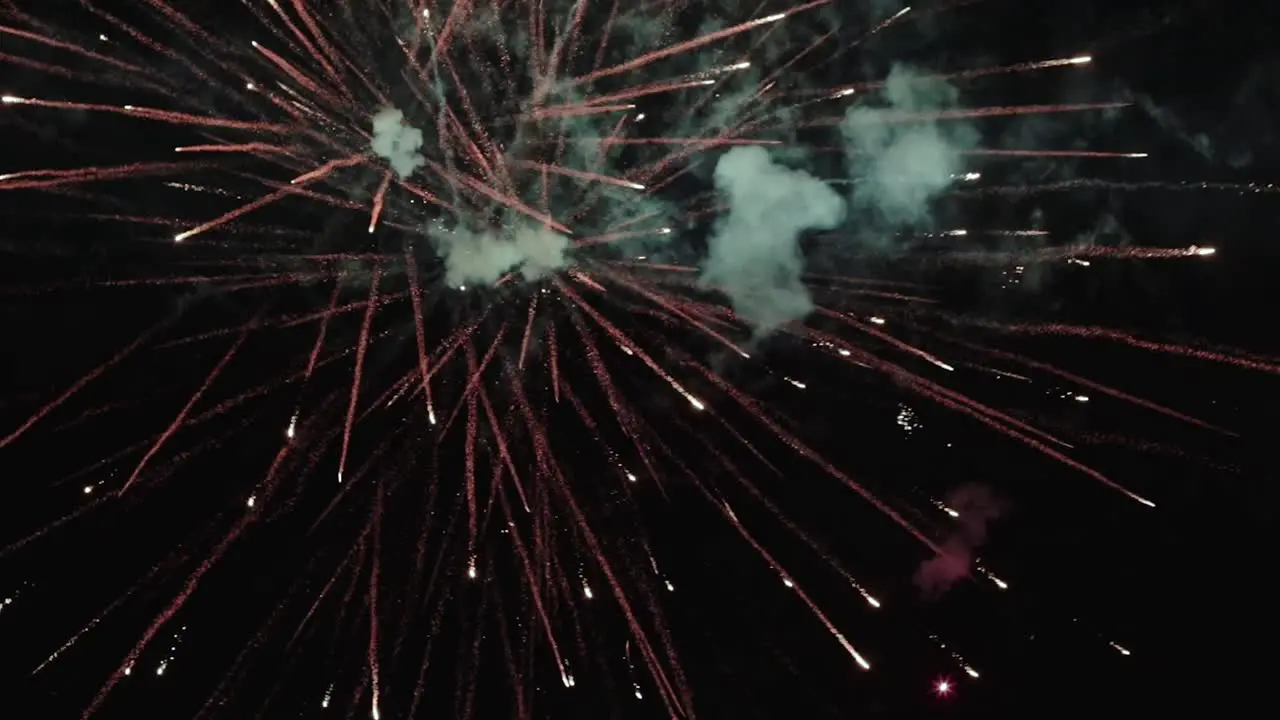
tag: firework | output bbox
[0,1,1265,718]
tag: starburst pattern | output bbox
[0,1,1270,718]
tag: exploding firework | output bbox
[0,1,1270,718]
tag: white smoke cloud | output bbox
[371,107,426,178]
[368,107,568,288]
[431,224,571,288]
[841,65,978,226]
[699,146,846,334]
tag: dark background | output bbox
[1,0,1277,717]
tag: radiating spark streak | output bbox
[338,267,382,484]
[172,156,361,242]
[0,23,143,74]
[515,160,645,190]
[576,1,829,84]
[955,320,1280,374]
[959,149,1147,158]
[479,389,530,512]
[0,317,170,449]
[808,102,1129,127]
[495,487,570,685]
[0,161,198,190]
[936,245,1218,265]
[1,95,289,131]
[582,78,720,106]
[842,313,955,371]
[251,40,332,102]
[263,0,344,88]
[368,171,393,233]
[573,228,671,248]
[403,247,437,425]
[119,323,253,494]
[556,280,704,410]
[173,142,290,154]
[367,481,384,720]
[821,54,1094,96]
[519,295,538,370]
[721,503,872,670]
[946,336,1235,435]
[529,102,635,119]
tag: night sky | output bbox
[1,0,1277,717]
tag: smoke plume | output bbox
[842,65,978,227]
[699,146,846,334]
[914,484,1005,598]
[371,107,426,179]
[430,224,570,288]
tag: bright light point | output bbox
[665,580,674,591]
[787,378,807,389]
[866,596,881,608]
[1136,495,1156,508]
[468,563,477,579]
[626,471,637,482]
[583,584,593,599]
[635,113,646,121]
[687,396,705,411]
[247,495,256,508]
[2,96,24,104]
[945,507,959,518]
[628,182,646,190]
[782,577,794,588]
[173,231,192,242]
[123,666,132,676]
[965,667,980,678]
[935,679,951,695]
[83,485,93,494]
[459,284,466,291]
[246,82,256,90]
[1075,395,1089,402]
[659,227,672,234]
[1191,245,1216,256]
[337,471,343,484]
[1111,642,1131,656]
[869,317,885,325]
[156,664,166,676]
[759,12,786,23]
[634,690,643,699]
[1070,55,1092,64]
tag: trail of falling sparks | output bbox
[722,503,872,670]
[338,267,381,484]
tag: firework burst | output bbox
[0,1,1270,718]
